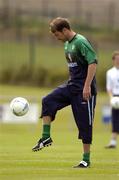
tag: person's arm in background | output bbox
[107,90,113,99]
[106,71,113,100]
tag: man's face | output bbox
[113,55,119,68]
[52,30,68,42]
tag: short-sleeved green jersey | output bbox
[64,34,97,94]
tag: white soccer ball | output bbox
[10,97,29,116]
[110,96,119,109]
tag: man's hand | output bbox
[83,85,91,101]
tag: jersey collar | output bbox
[68,34,77,43]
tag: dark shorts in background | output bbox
[112,108,119,133]
[41,85,96,144]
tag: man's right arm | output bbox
[106,71,113,99]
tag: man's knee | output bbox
[42,95,50,106]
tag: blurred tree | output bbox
[1,0,10,28]
[108,2,116,31]
[15,7,23,41]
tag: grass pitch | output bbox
[0,85,119,180]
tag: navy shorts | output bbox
[41,85,96,144]
[112,108,119,133]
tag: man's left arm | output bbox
[83,63,97,101]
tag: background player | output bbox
[105,51,119,148]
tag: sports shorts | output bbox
[112,108,119,133]
[41,85,96,144]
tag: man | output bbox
[32,17,97,168]
[105,51,119,148]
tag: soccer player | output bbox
[105,51,119,148]
[32,17,97,168]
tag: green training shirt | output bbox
[64,34,97,94]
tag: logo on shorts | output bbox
[81,101,87,104]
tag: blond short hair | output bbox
[112,51,119,60]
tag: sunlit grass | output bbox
[0,85,119,180]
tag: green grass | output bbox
[0,85,119,180]
[0,41,115,90]
[0,41,114,70]
[0,42,66,70]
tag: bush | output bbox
[0,66,68,87]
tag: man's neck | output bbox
[68,31,76,41]
[114,66,119,69]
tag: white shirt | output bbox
[106,67,119,95]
